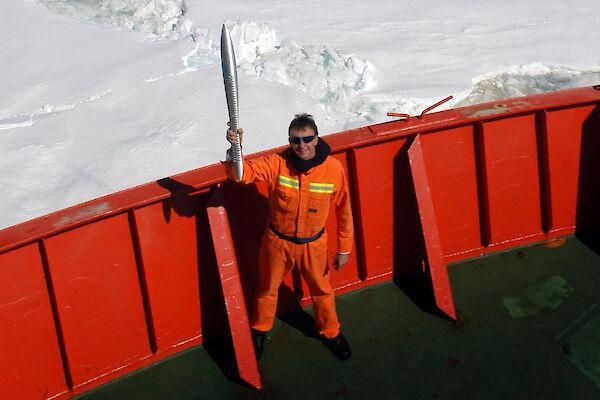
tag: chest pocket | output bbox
[308,181,334,218]
[274,175,299,214]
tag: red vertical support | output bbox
[408,135,457,320]
[419,126,482,259]
[43,214,152,390]
[352,139,412,281]
[479,115,542,245]
[133,201,203,353]
[206,185,262,390]
[545,105,595,233]
[0,244,69,400]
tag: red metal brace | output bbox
[386,111,412,120]
[407,134,457,320]
[206,185,262,390]
[387,95,454,121]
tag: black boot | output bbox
[322,332,352,361]
[251,329,267,360]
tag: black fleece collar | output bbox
[285,137,331,173]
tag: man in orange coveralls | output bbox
[225,113,353,361]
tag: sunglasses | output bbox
[289,135,316,145]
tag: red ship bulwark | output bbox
[1,86,600,399]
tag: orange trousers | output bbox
[251,229,340,339]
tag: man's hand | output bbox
[333,253,350,271]
[226,127,244,145]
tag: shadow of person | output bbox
[157,177,199,221]
[157,178,241,383]
[278,308,319,339]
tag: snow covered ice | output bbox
[0,0,599,229]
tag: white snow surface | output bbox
[0,0,599,229]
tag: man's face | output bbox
[289,127,318,161]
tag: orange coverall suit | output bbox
[227,152,353,339]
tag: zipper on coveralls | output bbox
[295,172,302,237]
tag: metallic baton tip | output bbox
[222,23,231,40]
[220,22,243,181]
[220,23,238,89]
[221,24,229,51]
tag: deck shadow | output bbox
[576,232,600,256]
[394,271,454,321]
[201,336,263,392]
[201,336,239,383]
[278,307,319,339]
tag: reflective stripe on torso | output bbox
[270,157,341,238]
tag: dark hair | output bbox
[288,113,319,136]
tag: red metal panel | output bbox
[352,138,423,281]
[352,141,401,281]
[207,186,262,390]
[44,214,151,388]
[0,244,68,400]
[133,199,202,352]
[544,106,595,232]
[408,136,457,320]
[2,87,600,257]
[480,115,543,245]
[420,126,482,257]
[0,88,596,400]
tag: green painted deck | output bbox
[76,235,600,399]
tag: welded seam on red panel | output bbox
[128,210,158,354]
[39,239,74,390]
[363,270,394,281]
[345,148,368,282]
[445,231,550,261]
[535,110,553,232]
[46,390,70,400]
[334,279,368,293]
[70,353,154,394]
[473,122,492,247]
